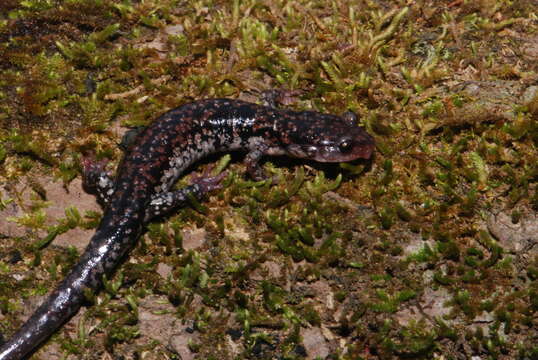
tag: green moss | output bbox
[370,289,417,313]
[407,244,436,263]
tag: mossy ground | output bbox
[0,0,537,359]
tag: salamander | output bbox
[0,98,375,359]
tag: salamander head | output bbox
[278,110,375,162]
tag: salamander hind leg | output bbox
[145,170,227,222]
[82,155,115,206]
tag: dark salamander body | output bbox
[0,99,374,359]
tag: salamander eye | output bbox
[338,140,352,152]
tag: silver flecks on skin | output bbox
[0,98,375,360]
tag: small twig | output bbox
[104,75,171,100]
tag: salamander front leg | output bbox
[144,171,227,222]
[82,156,115,206]
[244,144,284,183]
[245,146,268,181]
